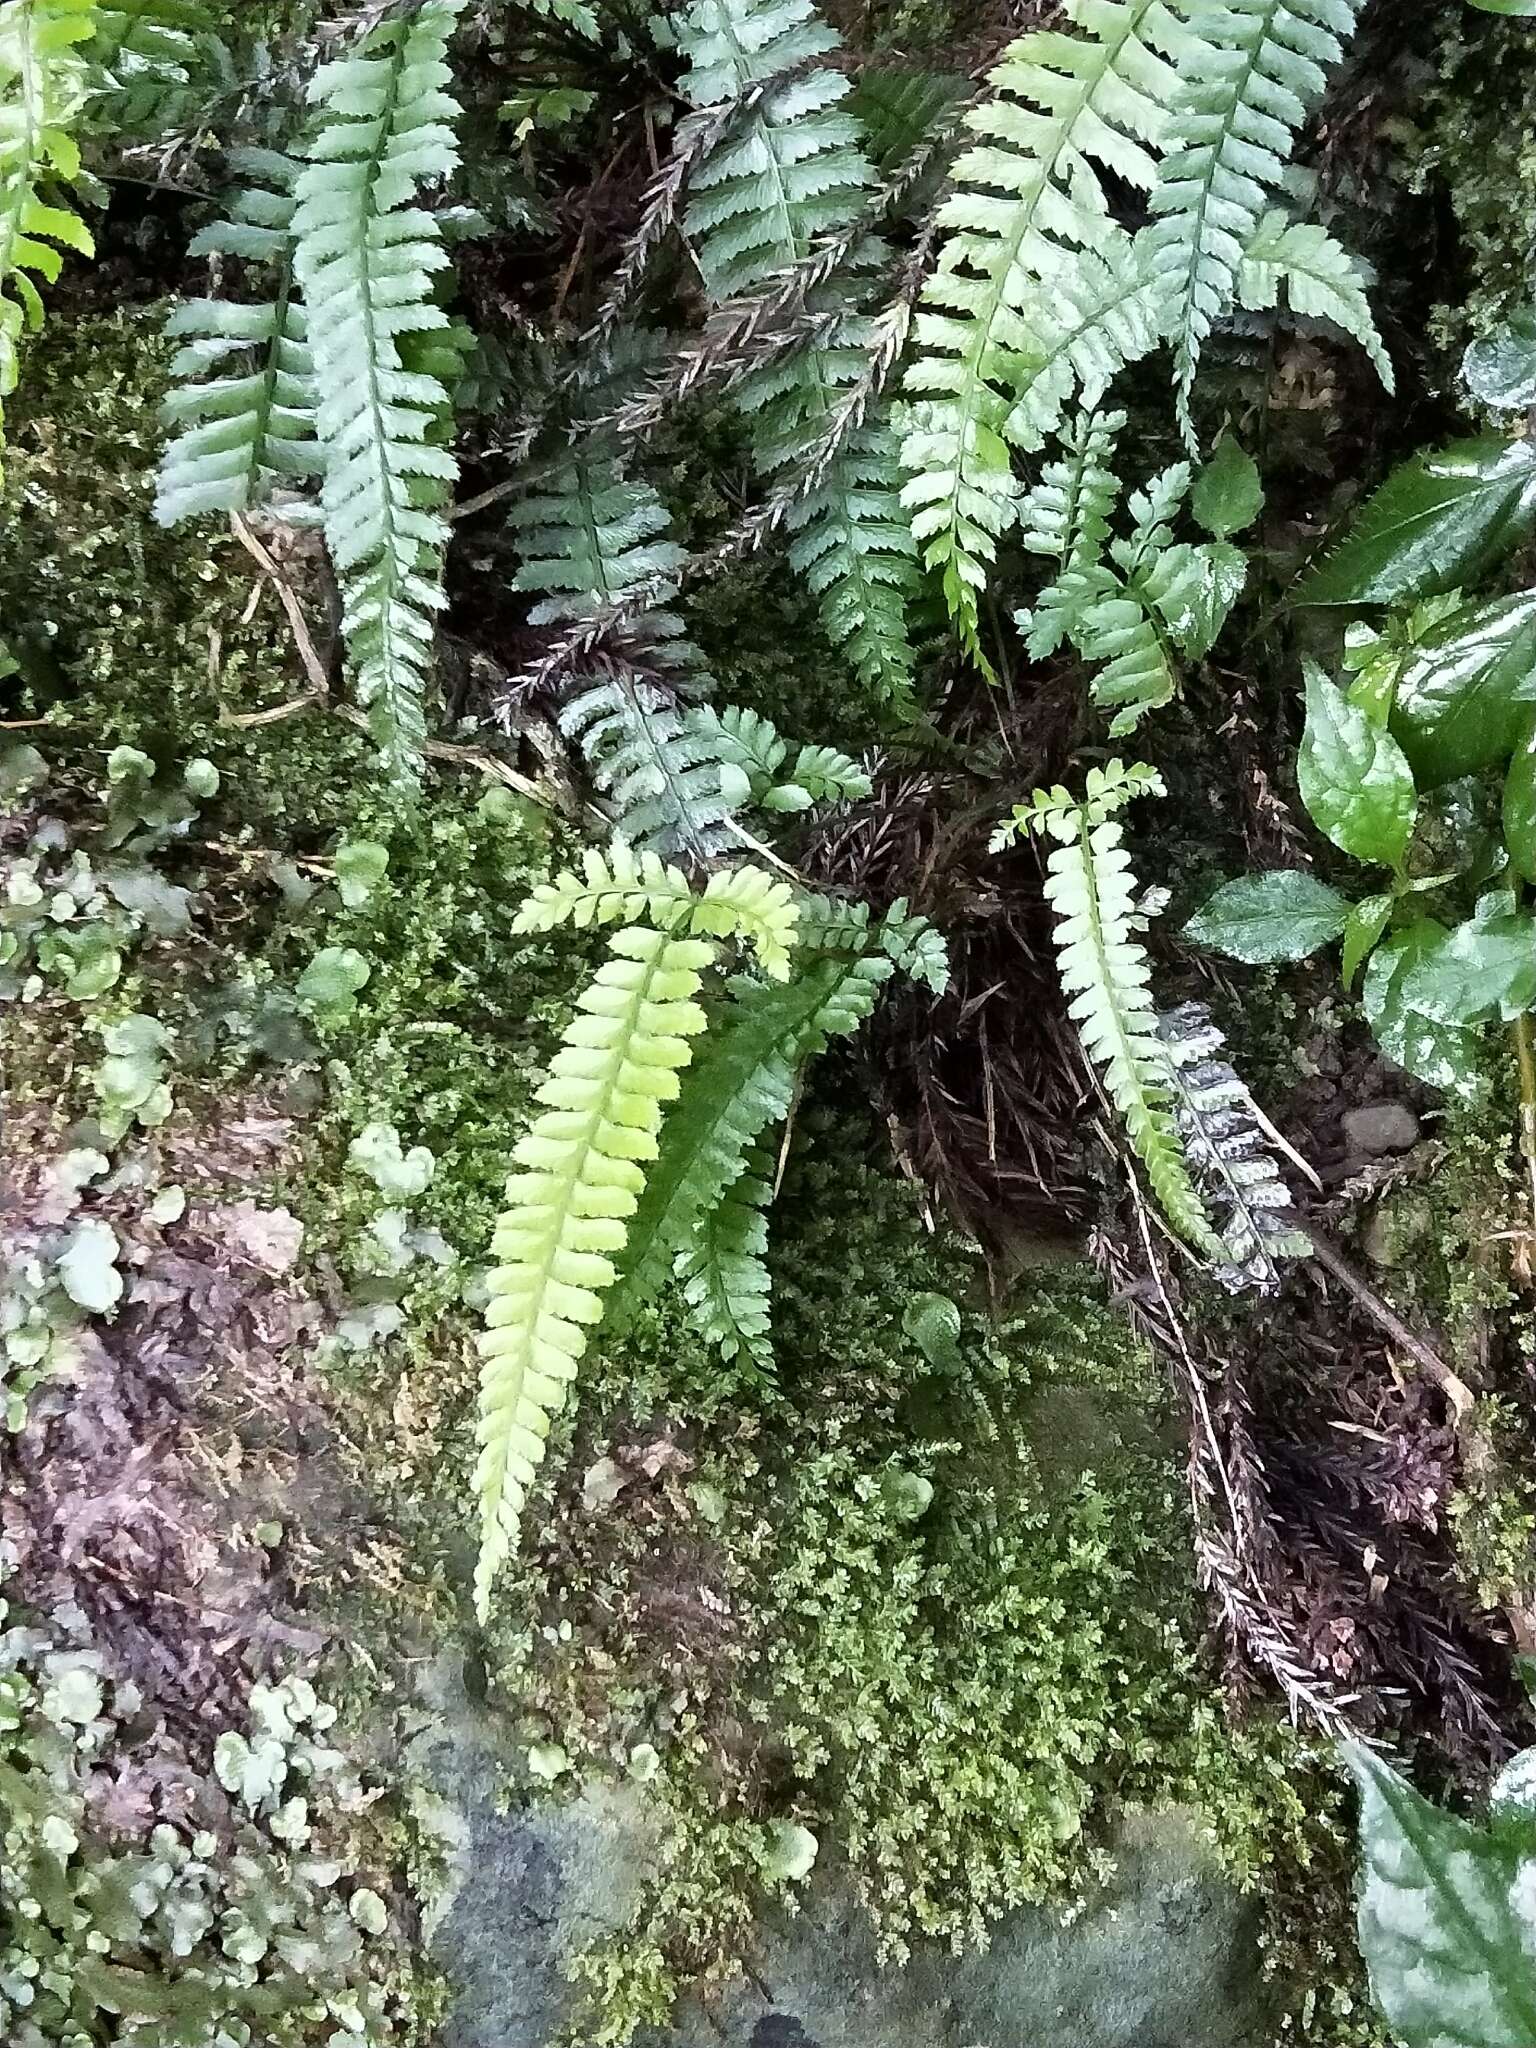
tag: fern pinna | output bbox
[1000,762,1220,1257]
[475,855,800,1616]
[675,0,921,712]
[291,0,465,791]
[155,147,318,526]
[0,0,97,458]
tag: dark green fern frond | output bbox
[560,667,740,861]
[676,1138,776,1378]
[86,0,225,139]
[156,147,318,526]
[0,0,97,455]
[1143,0,1365,435]
[292,0,465,791]
[899,0,1184,657]
[676,0,920,709]
[614,951,894,1316]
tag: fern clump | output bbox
[677,0,921,711]
[476,859,801,1613]
[1001,762,1220,1256]
[1018,412,1247,734]
[155,147,318,525]
[291,0,465,791]
[0,0,97,459]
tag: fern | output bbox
[513,841,800,978]
[156,147,319,526]
[1019,423,1246,733]
[686,703,871,812]
[1234,208,1393,388]
[1157,999,1308,1293]
[899,0,1184,658]
[291,0,464,791]
[1005,763,1221,1256]
[675,1137,776,1377]
[677,0,921,709]
[475,926,715,1615]
[0,0,96,455]
[1143,0,1365,433]
[613,950,894,1314]
[86,0,224,138]
[560,670,742,860]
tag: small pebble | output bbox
[1342,1103,1420,1158]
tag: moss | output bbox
[1398,8,1536,364]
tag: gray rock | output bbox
[414,1677,1273,2048]
[1342,1102,1420,1158]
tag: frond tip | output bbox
[475,926,715,1617]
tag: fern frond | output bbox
[1158,1000,1309,1293]
[475,926,715,1615]
[86,0,224,138]
[899,0,1184,654]
[513,841,800,978]
[291,0,465,791]
[560,670,741,860]
[1144,0,1364,434]
[1019,407,1126,573]
[687,704,871,811]
[677,0,921,709]
[510,459,688,632]
[1014,770,1220,1255]
[1234,208,1392,388]
[156,147,319,525]
[614,952,893,1314]
[676,1138,776,1377]
[0,0,96,450]
[879,898,951,993]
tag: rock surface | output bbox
[414,1664,1272,2048]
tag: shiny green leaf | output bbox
[1185,871,1352,962]
[1342,893,1393,989]
[1391,592,1536,785]
[1298,662,1417,866]
[1192,432,1264,538]
[1504,715,1536,884]
[1348,1740,1536,2048]
[1464,308,1536,409]
[1402,896,1536,1024]
[1297,438,1536,608]
[1362,921,1483,1096]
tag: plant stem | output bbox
[1512,1011,1536,1254]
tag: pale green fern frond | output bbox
[614,951,894,1315]
[291,0,464,792]
[1018,407,1126,573]
[687,704,871,811]
[513,841,800,979]
[899,0,1185,657]
[1234,208,1392,388]
[156,147,319,526]
[1007,769,1220,1254]
[0,0,96,450]
[676,1138,776,1378]
[1144,0,1364,434]
[475,926,715,1614]
[677,0,920,708]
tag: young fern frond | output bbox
[676,1137,776,1377]
[677,0,921,710]
[1143,0,1364,434]
[899,0,1183,656]
[475,926,715,1616]
[292,0,464,792]
[1006,765,1221,1256]
[613,951,894,1316]
[514,842,800,979]
[0,0,96,452]
[1234,209,1393,388]
[156,147,319,526]
[1018,407,1126,576]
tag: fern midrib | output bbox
[612,671,716,860]
[1069,818,1161,1134]
[1159,0,1290,378]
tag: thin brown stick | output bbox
[1302,1223,1475,1419]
